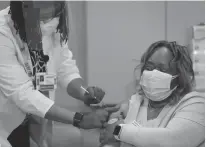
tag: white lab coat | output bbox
[0,7,81,147]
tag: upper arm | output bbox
[0,34,54,118]
[166,99,205,147]
[119,98,204,147]
[57,42,81,89]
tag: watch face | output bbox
[113,125,121,136]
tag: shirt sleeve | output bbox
[0,34,54,118]
[56,42,81,89]
[119,97,205,147]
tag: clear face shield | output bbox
[22,1,67,51]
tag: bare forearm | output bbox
[45,103,75,124]
[66,78,86,101]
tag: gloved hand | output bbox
[79,105,120,129]
[83,86,105,106]
[79,109,108,129]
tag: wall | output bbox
[166,1,205,45]
[54,2,89,147]
[84,2,204,146]
[55,1,88,112]
[0,1,9,10]
[86,1,166,105]
[86,1,205,104]
[84,2,165,146]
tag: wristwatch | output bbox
[113,124,124,140]
[73,112,84,128]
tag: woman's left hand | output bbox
[99,119,125,146]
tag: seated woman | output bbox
[100,40,205,147]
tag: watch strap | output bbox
[73,112,84,127]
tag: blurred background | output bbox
[0,1,205,147]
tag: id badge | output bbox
[36,72,57,91]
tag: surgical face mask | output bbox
[40,17,59,36]
[140,69,177,101]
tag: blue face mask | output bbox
[140,69,177,101]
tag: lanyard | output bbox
[7,19,34,79]
[20,44,33,78]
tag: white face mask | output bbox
[140,69,177,101]
[40,17,59,36]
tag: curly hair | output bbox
[9,1,68,46]
[135,40,195,105]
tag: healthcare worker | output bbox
[0,1,118,147]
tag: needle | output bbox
[80,86,97,99]
[80,86,105,107]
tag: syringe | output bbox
[80,86,105,107]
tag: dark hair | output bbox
[135,40,195,105]
[9,1,68,46]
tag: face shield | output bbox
[21,1,68,74]
[22,1,67,51]
[33,1,65,22]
